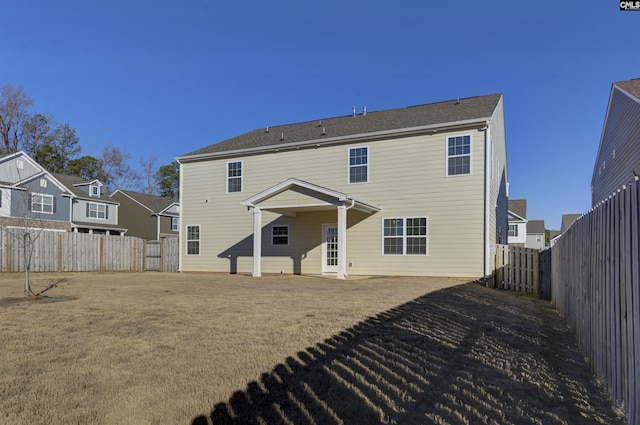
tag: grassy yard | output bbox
[0,272,626,425]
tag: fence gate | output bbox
[145,240,161,272]
[495,244,540,294]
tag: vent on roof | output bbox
[318,119,322,127]
[363,106,367,115]
[455,98,460,104]
[280,132,284,141]
[265,126,269,133]
[352,106,356,117]
[321,127,326,135]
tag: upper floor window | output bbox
[227,161,242,193]
[39,179,48,188]
[171,216,180,231]
[348,146,369,183]
[447,135,471,176]
[91,185,100,197]
[16,159,24,170]
[31,193,53,214]
[508,224,518,237]
[88,202,107,219]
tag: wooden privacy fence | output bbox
[551,177,640,425]
[144,237,179,272]
[495,244,540,294]
[0,228,179,273]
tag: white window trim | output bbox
[381,216,429,256]
[226,160,243,194]
[445,134,473,177]
[31,193,54,214]
[171,216,180,231]
[348,145,370,184]
[88,202,107,220]
[91,184,100,197]
[40,179,48,188]
[271,225,289,246]
[186,224,201,256]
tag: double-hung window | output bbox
[227,161,242,193]
[171,217,180,231]
[447,135,471,176]
[348,146,368,183]
[186,225,200,255]
[88,203,107,219]
[508,224,518,237]
[383,217,428,255]
[31,193,54,214]
[272,225,289,246]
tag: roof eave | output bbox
[178,117,491,163]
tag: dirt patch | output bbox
[0,295,76,307]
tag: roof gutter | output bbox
[178,117,490,163]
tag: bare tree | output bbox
[99,143,141,194]
[0,84,33,154]
[139,155,158,195]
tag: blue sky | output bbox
[1,0,639,229]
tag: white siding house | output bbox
[178,93,509,279]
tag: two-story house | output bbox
[525,220,546,250]
[507,199,527,247]
[591,78,640,206]
[0,151,125,235]
[177,93,509,279]
[110,189,179,240]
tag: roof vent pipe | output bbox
[280,132,284,141]
[352,106,356,117]
[266,126,269,133]
[322,127,326,135]
[363,106,367,115]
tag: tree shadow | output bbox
[192,282,625,425]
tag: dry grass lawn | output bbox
[0,272,626,425]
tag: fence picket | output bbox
[551,178,640,425]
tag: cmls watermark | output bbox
[620,1,640,10]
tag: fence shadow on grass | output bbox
[192,282,625,425]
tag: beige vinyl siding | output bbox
[181,127,489,277]
[591,87,640,206]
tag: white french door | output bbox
[322,224,338,274]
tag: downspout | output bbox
[178,160,184,272]
[483,121,491,280]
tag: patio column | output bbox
[252,207,262,277]
[337,204,347,279]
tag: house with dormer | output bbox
[177,93,509,279]
[0,151,125,235]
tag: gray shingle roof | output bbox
[508,199,527,219]
[527,220,546,234]
[114,190,177,214]
[615,78,640,99]
[561,214,582,233]
[181,93,502,158]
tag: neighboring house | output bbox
[0,151,125,235]
[177,93,509,279]
[561,213,582,233]
[526,219,546,250]
[110,189,179,240]
[591,78,640,206]
[549,229,561,247]
[507,199,527,246]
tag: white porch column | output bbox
[337,204,347,279]
[252,207,262,277]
